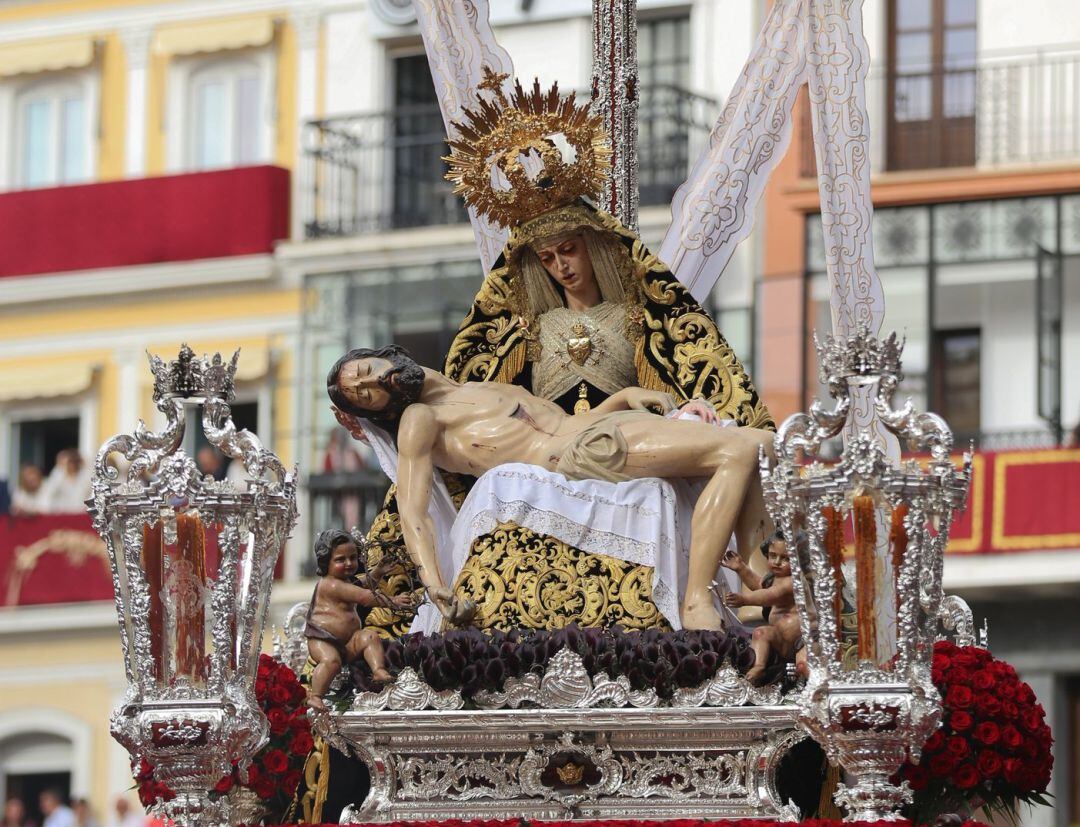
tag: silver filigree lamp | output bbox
[88,345,297,827]
[760,326,971,820]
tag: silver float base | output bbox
[337,705,804,822]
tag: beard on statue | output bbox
[326,344,426,429]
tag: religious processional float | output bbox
[86,1,1053,825]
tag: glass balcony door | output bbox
[887,0,977,170]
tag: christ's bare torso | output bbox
[361,364,774,630]
[419,379,638,475]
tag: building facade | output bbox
[0,1,1077,823]
[758,2,1080,823]
[0,0,317,820]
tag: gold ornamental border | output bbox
[945,453,985,555]
[991,449,1080,551]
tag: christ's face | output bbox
[338,356,396,413]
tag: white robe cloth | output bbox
[359,416,739,636]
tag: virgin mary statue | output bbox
[361,73,772,636]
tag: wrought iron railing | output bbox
[302,85,719,239]
[801,50,1080,176]
[963,428,1064,452]
[303,469,389,576]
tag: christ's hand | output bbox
[623,388,677,415]
[331,405,369,444]
[429,585,477,626]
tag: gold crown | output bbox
[445,68,612,229]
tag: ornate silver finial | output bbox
[815,324,904,400]
[148,345,239,403]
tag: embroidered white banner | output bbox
[660,0,884,339]
[413,0,515,273]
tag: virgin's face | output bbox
[534,234,596,296]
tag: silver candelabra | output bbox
[760,326,971,820]
[88,346,297,827]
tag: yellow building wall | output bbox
[97,34,127,180]
[274,19,298,169]
[3,2,310,179]
[0,630,126,819]
[0,620,290,816]
[0,4,309,818]
[1,1,313,816]
[0,0,150,24]
[0,288,300,451]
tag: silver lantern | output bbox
[88,346,297,827]
[760,326,971,820]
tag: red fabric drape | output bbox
[0,165,289,278]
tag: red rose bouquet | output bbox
[900,641,1053,823]
[135,654,313,822]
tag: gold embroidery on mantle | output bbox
[454,522,669,632]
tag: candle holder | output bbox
[88,345,297,827]
[759,326,971,820]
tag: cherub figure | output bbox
[305,529,415,710]
[722,531,809,686]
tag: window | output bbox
[177,397,267,496]
[183,55,269,171]
[638,15,691,92]
[14,79,91,188]
[887,0,977,170]
[637,14,693,206]
[1,737,71,827]
[300,261,483,574]
[932,329,981,442]
[389,53,465,228]
[11,416,80,478]
[805,195,1080,449]
[302,260,482,467]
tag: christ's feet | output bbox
[680,596,725,631]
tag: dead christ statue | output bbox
[327,345,775,632]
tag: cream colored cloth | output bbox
[532,302,637,402]
[555,410,658,483]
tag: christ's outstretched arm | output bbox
[395,403,475,624]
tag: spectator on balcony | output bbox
[195,446,227,481]
[11,463,47,516]
[225,457,252,493]
[38,791,75,827]
[42,449,92,513]
[3,796,37,827]
[323,427,366,531]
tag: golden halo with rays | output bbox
[444,68,612,230]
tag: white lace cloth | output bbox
[359,415,740,636]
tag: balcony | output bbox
[301,439,1080,576]
[300,85,718,239]
[0,165,290,279]
[800,49,1080,177]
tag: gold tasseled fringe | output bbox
[299,737,331,824]
[634,336,679,395]
[493,341,526,384]
[818,761,843,819]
